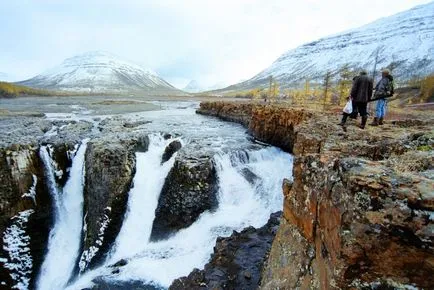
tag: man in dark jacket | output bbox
[370,69,394,126]
[340,70,373,129]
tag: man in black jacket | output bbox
[340,70,373,129]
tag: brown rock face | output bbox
[197,101,434,289]
[79,137,140,272]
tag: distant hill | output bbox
[217,1,434,93]
[17,51,182,95]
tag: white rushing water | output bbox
[111,135,180,261]
[67,144,292,289]
[37,140,88,290]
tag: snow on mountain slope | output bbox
[18,51,180,94]
[183,80,202,93]
[226,1,434,90]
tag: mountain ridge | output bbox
[216,1,434,93]
[17,51,182,95]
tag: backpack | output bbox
[387,75,394,96]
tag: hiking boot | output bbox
[370,117,379,126]
[379,118,384,125]
[360,116,368,129]
[339,114,348,126]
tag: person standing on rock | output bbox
[370,69,394,126]
[340,70,373,129]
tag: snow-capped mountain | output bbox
[183,80,229,93]
[183,80,202,93]
[224,1,434,91]
[17,51,180,94]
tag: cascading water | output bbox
[66,144,292,289]
[111,135,180,261]
[37,140,88,290]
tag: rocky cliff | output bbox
[0,139,75,289]
[196,101,434,289]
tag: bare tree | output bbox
[323,71,332,110]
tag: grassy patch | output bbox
[0,82,56,98]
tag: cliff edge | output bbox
[196,101,434,289]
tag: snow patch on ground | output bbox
[79,207,112,273]
[1,210,35,290]
[21,174,37,206]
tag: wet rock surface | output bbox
[170,212,282,290]
[151,155,218,241]
[80,136,141,272]
[198,101,434,289]
[161,140,182,164]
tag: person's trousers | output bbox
[376,99,387,118]
[354,102,368,117]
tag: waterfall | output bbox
[37,140,88,290]
[111,135,180,261]
[66,145,292,289]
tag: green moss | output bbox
[417,145,432,151]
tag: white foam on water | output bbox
[37,140,88,290]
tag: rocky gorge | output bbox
[0,101,293,290]
[188,101,434,289]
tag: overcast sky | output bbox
[0,0,432,88]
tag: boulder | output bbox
[161,140,182,164]
[150,157,218,241]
